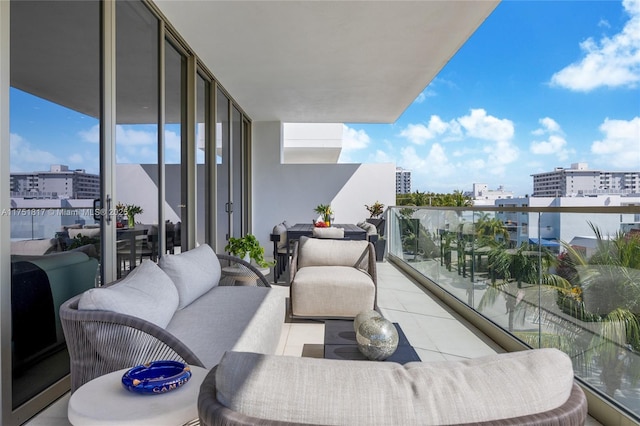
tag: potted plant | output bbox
[117,203,143,228]
[365,201,385,235]
[225,234,275,268]
[314,204,333,226]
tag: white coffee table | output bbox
[68,365,208,426]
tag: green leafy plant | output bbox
[225,234,275,268]
[314,204,333,223]
[365,201,385,218]
[116,202,144,227]
[67,233,100,253]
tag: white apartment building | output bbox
[396,167,412,194]
[10,164,100,200]
[496,194,640,250]
[468,183,514,206]
[532,163,640,197]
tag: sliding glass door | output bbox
[9,0,100,417]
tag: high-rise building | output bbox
[531,163,640,197]
[396,167,411,194]
[10,164,100,199]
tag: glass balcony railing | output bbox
[10,207,99,242]
[387,205,640,420]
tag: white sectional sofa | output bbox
[60,244,284,392]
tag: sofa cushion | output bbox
[165,286,284,367]
[405,348,575,424]
[78,260,178,328]
[159,244,221,309]
[298,236,370,269]
[214,348,574,425]
[291,266,375,317]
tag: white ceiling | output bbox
[154,0,500,124]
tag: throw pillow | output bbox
[158,243,221,309]
[78,260,178,328]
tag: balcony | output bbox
[27,252,606,425]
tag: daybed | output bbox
[199,348,588,426]
[289,236,376,319]
[60,244,285,392]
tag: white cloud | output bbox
[398,109,518,180]
[413,87,436,104]
[551,0,640,91]
[68,153,84,164]
[342,125,371,151]
[458,109,515,142]
[116,125,156,146]
[399,115,453,145]
[531,135,568,155]
[530,117,573,161]
[372,150,394,163]
[591,116,640,168]
[10,133,60,172]
[79,125,99,144]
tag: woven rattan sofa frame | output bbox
[198,364,588,426]
[60,254,270,393]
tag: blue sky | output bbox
[340,0,640,197]
[9,0,640,199]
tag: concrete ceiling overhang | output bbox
[154,0,500,124]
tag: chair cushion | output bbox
[213,348,575,425]
[159,243,221,309]
[298,236,369,268]
[357,221,378,235]
[312,227,344,239]
[78,259,178,328]
[272,223,287,249]
[291,266,375,317]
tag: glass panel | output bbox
[115,1,159,275]
[216,88,230,251]
[388,205,640,420]
[165,40,185,253]
[9,0,100,408]
[196,74,208,245]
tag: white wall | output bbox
[252,121,396,257]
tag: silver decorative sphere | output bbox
[353,309,381,333]
[356,316,399,361]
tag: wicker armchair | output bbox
[60,254,271,392]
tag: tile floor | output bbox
[26,260,601,425]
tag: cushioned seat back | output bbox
[298,236,369,268]
[212,348,576,426]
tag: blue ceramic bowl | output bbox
[121,360,191,395]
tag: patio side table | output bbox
[221,264,270,286]
[68,365,207,426]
